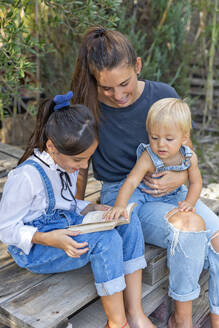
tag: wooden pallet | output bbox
[0,142,218,328]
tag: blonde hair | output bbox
[146,98,192,135]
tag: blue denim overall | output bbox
[101,144,219,314]
[8,160,146,296]
[136,144,193,200]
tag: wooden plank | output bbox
[0,155,18,170]
[193,282,209,326]
[69,276,168,327]
[0,322,8,328]
[0,144,24,159]
[190,88,219,97]
[0,245,165,328]
[145,244,164,262]
[0,265,96,328]
[201,197,219,214]
[0,168,7,179]
[142,280,168,316]
[0,243,14,270]
[143,251,168,286]
[0,262,50,304]
[190,78,219,87]
[84,177,101,203]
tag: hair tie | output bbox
[53,91,73,111]
[95,28,105,38]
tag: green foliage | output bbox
[0,0,45,116]
[0,0,218,123]
[0,0,121,117]
[117,0,192,96]
[39,0,121,95]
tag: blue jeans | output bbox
[101,181,219,314]
[8,160,146,297]
[9,209,146,296]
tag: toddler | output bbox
[105,98,202,220]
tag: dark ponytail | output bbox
[18,100,97,164]
[71,26,137,122]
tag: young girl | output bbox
[104,98,202,220]
[71,26,219,328]
[0,91,155,328]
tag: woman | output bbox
[71,26,219,328]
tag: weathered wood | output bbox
[0,242,169,328]
[143,250,168,286]
[0,263,50,303]
[84,177,101,202]
[190,87,219,98]
[0,265,95,328]
[201,197,219,214]
[193,273,209,326]
[190,78,219,87]
[0,168,7,179]
[0,144,24,159]
[0,155,18,170]
[0,322,8,328]
[0,243,13,270]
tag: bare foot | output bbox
[126,312,156,328]
[168,315,175,328]
[105,320,130,328]
[168,313,192,328]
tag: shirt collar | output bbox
[33,148,64,171]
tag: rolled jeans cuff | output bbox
[95,275,126,296]
[124,255,146,275]
[169,285,200,302]
[209,302,219,315]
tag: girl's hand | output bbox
[34,229,89,258]
[81,203,111,215]
[103,206,128,220]
[142,170,188,197]
[178,200,195,212]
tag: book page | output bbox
[69,221,116,233]
[68,202,137,234]
[82,202,136,224]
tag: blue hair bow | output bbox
[53,91,73,111]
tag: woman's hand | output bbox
[142,170,188,197]
[103,206,128,220]
[80,203,111,215]
[32,229,89,258]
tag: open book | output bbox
[68,202,137,234]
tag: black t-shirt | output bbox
[92,80,179,182]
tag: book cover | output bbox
[68,202,137,234]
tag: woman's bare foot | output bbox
[168,314,175,328]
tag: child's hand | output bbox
[103,206,128,220]
[43,229,89,258]
[81,203,111,215]
[178,200,195,212]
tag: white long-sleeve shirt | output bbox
[0,149,89,255]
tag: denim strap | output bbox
[18,160,55,214]
[136,143,193,173]
[136,143,164,171]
